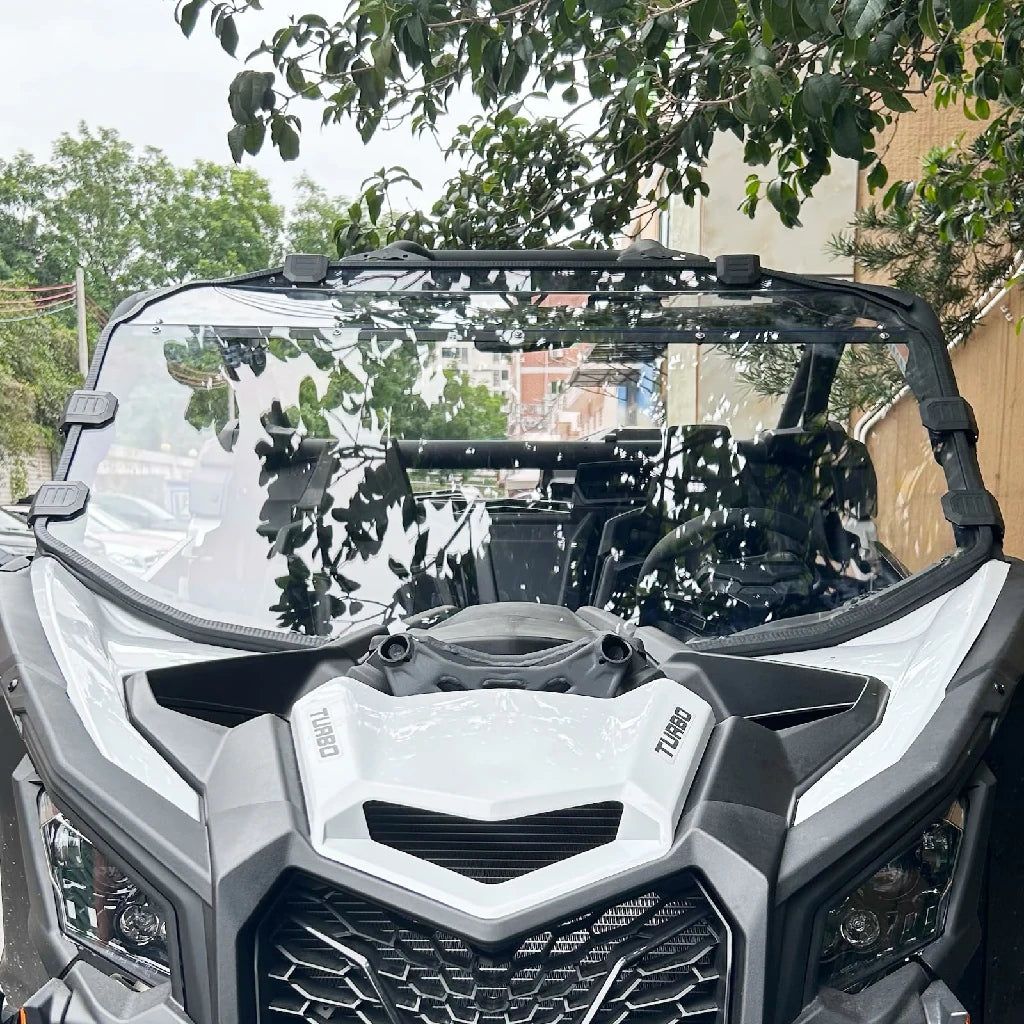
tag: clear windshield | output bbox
[48,267,955,641]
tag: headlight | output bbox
[39,792,170,982]
[817,799,964,992]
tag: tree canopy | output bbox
[0,303,80,496]
[171,0,1024,259]
[0,124,284,312]
[0,129,321,487]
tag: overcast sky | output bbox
[0,0,465,210]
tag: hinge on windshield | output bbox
[28,481,90,523]
[60,390,118,433]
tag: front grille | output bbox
[258,874,729,1024]
[363,801,624,883]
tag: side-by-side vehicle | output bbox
[1,243,1021,1024]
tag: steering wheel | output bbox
[638,507,812,583]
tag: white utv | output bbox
[0,243,1020,1024]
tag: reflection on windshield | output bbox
[49,276,934,641]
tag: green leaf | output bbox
[271,116,301,161]
[176,0,206,37]
[219,15,239,56]
[764,0,796,39]
[325,42,349,76]
[894,180,916,207]
[371,29,394,74]
[366,189,383,224]
[750,65,784,108]
[227,124,246,163]
[801,73,841,119]
[286,62,306,92]
[948,0,982,29]
[230,70,277,123]
[1002,66,1023,98]
[272,26,295,63]
[831,103,864,158]
[687,0,737,40]
[880,90,915,112]
[467,25,485,76]
[243,121,266,156]
[589,71,611,98]
[919,0,943,42]
[867,14,905,65]
[866,160,888,191]
[843,0,885,38]
[585,0,628,16]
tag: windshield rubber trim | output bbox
[693,530,998,657]
[37,253,997,655]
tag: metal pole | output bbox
[75,266,89,378]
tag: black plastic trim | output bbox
[60,390,118,432]
[941,490,1004,534]
[28,483,89,524]
[920,396,979,439]
[715,253,761,285]
[282,253,330,284]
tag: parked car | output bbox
[0,507,34,558]
[0,245,1019,1024]
[90,492,181,531]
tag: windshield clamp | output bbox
[338,241,434,265]
[941,489,1003,536]
[716,254,762,286]
[61,390,118,433]
[28,481,90,523]
[919,397,979,442]
[283,253,330,285]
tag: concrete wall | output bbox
[666,132,859,274]
[0,445,53,503]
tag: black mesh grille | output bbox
[258,874,729,1024]
[363,801,624,883]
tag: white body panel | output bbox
[30,557,241,820]
[778,559,1009,823]
[292,676,714,918]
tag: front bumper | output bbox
[792,966,970,1023]
[14,962,970,1024]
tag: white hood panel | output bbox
[291,676,714,918]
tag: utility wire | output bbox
[0,278,82,324]
[0,301,76,325]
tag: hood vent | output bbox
[363,800,623,883]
